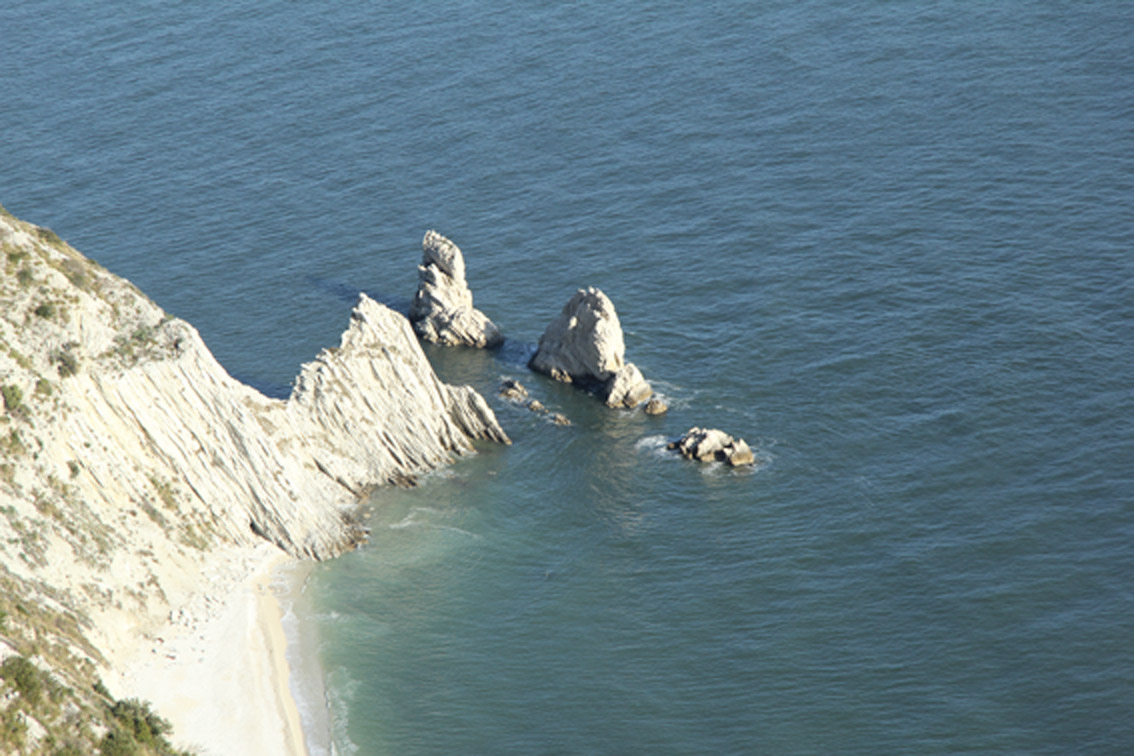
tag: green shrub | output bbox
[0,707,26,749]
[100,730,140,756]
[56,350,79,378]
[35,302,56,319]
[17,267,33,287]
[2,430,25,457]
[111,698,172,745]
[35,378,52,397]
[1,384,22,413]
[1,655,43,706]
[35,226,64,247]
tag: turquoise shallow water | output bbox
[2,2,1132,753]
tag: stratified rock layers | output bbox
[0,212,508,566]
[409,230,502,348]
[0,208,512,748]
[78,294,509,561]
[529,287,652,408]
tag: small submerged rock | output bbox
[498,378,529,401]
[668,427,755,467]
[644,397,668,415]
[498,379,565,421]
[409,230,503,348]
[528,286,652,408]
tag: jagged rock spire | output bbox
[409,230,503,348]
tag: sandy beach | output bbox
[108,542,311,756]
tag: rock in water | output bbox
[409,230,503,348]
[528,287,653,408]
[605,362,653,409]
[644,397,669,415]
[498,378,529,401]
[668,427,755,467]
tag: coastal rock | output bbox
[549,412,572,426]
[668,427,755,467]
[499,378,528,401]
[527,399,546,413]
[528,287,652,408]
[644,397,669,415]
[409,230,503,348]
[605,363,653,409]
[0,207,512,745]
[287,295,510,549]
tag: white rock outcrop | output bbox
[668,427,755,467]
[0,208,511,716]
[528,287,653,408]
[409,230,503,348]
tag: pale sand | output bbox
[109,542,311,756]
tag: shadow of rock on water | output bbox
[420,341,508,390]
[362,289,414,317]
[496,338,538,371]
[305,274,414,315]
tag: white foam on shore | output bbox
[635,434,671,458]
[325,664,362,756]
[277,561,335,756]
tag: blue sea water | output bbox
[2,2,1133,753]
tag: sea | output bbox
[2,2,1132,754]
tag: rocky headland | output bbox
[0,207,758,753]
[0,206,508,754]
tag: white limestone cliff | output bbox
[528,287,653,408]
[408,230,503,348]
[0,207,510,749]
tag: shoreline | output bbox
[108,542,316,756]
[276,558,337,756]
[258,560,310,756]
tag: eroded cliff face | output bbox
[0,206,508,751]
